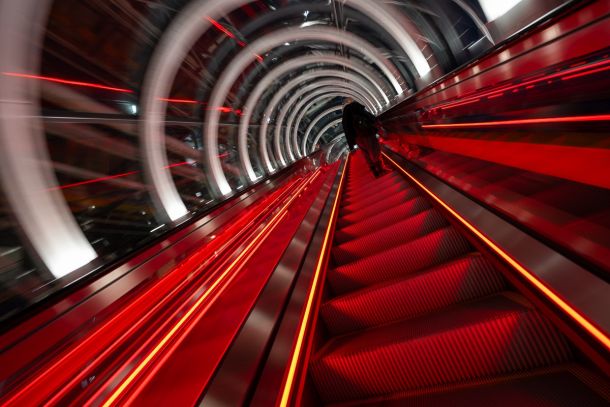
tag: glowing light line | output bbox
[2,72,133,93]
[39,179,305,407]
[49,162,190,191]
[383,153,610,352]
[561,64,610,81]
[157,98,200,104]
[431,59,610,110]
[280,160,348,407]
[101,170,321,406]
[422,114,610,129]
[206,17,262,61]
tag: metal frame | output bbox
[309,119,343,154]
[0,0,97,277]
[259,76,372,172]
[282,72,382,160]
[274,82,375,164]
[302,106,344,155]
[238,56,390,180]
[203,25,407,196]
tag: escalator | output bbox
[307,151,610,405]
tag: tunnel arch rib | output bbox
[141,0,430,208]
[237,55,390,181]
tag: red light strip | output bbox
[120,176,325,406]
[2,72,133,93]
[52,170,140,190]
[382,153,610,352]
[3,177,305,406]
[49,162,190,191]
[100,170,322,406]
[422,114,610,129]
[206,16,263,62]
[206,17,241,43]
[158,98,237,113]
[561,64,610,81]
[442,98,480,109]
[432,58,610,110]
[280,160,348,407]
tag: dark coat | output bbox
[342,102,377,150]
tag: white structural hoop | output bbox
[342,0,431,77]
[204,25,407,195]
[325,133,347,162]
[238,55,390,181]
[259,75,375,171]
[0,0,97,276]
[310,118,344,152]
[283,71,382,160]
[273,80,377,165]
[302,105,344,154]
[141,0,429,214]
[261,89,368,172]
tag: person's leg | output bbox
[355,135,378,176]
[366,135,390,176]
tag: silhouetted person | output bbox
[342,101,388,177]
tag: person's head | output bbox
[343,97,354,106]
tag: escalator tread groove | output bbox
[308,152,609,405]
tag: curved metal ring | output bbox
[140,0,427,216]
[302,105,344,154]
[274,80,378,164]
[238,55,390,181]
[203,25,407,196]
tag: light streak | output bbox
[430,58,610,110]
[2,72,133,93]
[422,114,610,129]
[206,16,263,62]
[101,170,322,405]
[50,162,190,191]
[383,153,610,352]
[279,160,348,407]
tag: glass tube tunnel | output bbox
[1,0,610,405]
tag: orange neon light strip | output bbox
[101,170,321,406]
[280,159,348,407]
[422,114,610,129]
[382,153,610,351]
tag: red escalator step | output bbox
[337,189,419,229]
[341,182,406,216]
[321,254,505,336]
[328,227,472,295]
[334,197,430,245]
[341,181,406,214]
[332,209,448,266]
[310,293,573,403]
[336,366,610,406]
[343,173,403,201]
